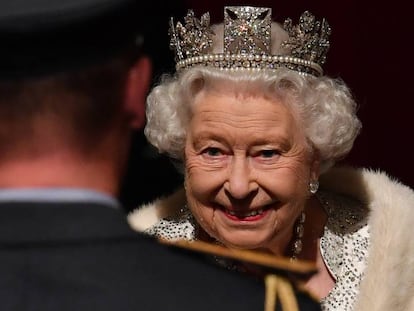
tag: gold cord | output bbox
[264,274,299,311]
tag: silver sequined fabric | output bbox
[144,190,370,311]
[145,207,197,241]
[318,191,369,311]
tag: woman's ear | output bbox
[310,149,321,181]
[124,55,152,129]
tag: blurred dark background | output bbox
[120,0,414,212]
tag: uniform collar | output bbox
[0,198,135,244]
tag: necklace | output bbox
[290,211,306,260]
[208,211,307,274]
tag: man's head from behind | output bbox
[0,0,151,192]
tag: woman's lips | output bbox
[220,206,271,221]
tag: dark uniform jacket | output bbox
[0,200,321,311]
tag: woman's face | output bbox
[184,90,319,254]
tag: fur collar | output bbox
[128,166,414,311]
[321,167,414,311]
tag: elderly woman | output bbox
[128,7,414,311]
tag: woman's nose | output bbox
[224,157,257,199]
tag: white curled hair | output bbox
[145,22,361,173]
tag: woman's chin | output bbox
[217,234,267,251]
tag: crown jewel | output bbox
[169,6,331,76]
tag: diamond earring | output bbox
[309,180,319,194]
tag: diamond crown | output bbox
[169,6,331,76]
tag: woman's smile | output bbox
[218,204,273,221]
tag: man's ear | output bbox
[124,56,152,129]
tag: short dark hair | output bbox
[0,49,138,155]
[0,0,145,156]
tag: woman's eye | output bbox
[204,147,222,157]
[259,149,279,158]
